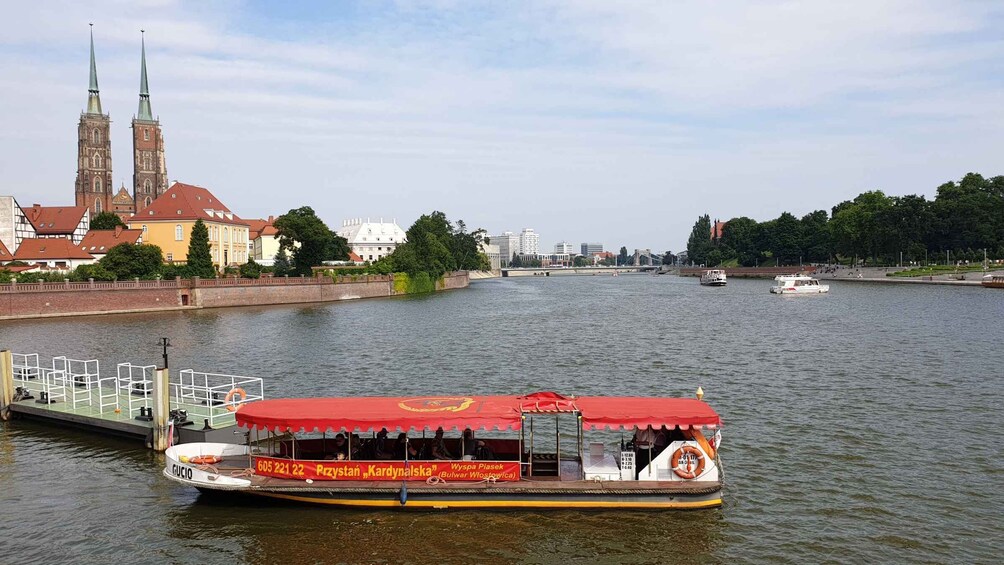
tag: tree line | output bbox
[685,173,1004,267]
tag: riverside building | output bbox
[519,228,540,256]
[581,242,603,256]
[337,218,406,263]
[491,232,519,266]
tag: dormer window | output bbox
[171,194,177,199]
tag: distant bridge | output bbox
[501,266,658,277]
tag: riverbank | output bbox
[814,266,1003,286]
[0,271,469,320]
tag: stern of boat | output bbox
[163,442,253,490]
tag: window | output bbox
[144,155,151,170]
[93,177,102,193]
[175,224,183,241]
[141,225,148,233]
[144,129,150,141]
[166,253,173,261]
[223,228,229,243]
[144,179,152,193]
[144,197,152,208]
[92,129,101,144]
[92,153,102,169]
[94,199,102,213]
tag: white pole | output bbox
[152,367,170,451]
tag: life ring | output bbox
[426,476,446,485]
[189,455,223,465]
[224,388,247,412]
[670,445,706,479]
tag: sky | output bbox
[1,1,1001,253]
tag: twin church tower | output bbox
[74,26,168,217]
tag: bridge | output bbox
[501,266,659,277]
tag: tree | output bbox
[91,211,126,230]
[239,257,262,279]
[686,215,713,266]
[98,243,163,279]
[662,251,676,265]
[720,217,760,266]
[186,219,216,278]
[771,212,802,265]
[573,255,590,267]
[273,250,292,276]
[617,246,629,266]
[800,210,831,263]
[273,207,348,276]
[451,220,491,272]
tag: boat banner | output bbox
[254,456,520,482]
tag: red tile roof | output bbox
[79,227,144,255]
[0,238,11,261]
[26,205,88,235]
[246,217,279,239]
[133,182,249,227]
[13,238,94,261]
[349,251,363,262]
[1,264,38,273]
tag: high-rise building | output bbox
[581,242,603,256]
[519,228,539,255]
[132,32,168,214]
[74,26,114,217]
[554,241,575,254]
[491,231,519,265]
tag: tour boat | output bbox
[700,270,727,286]
[982,274,1004,289]
[163,391,723,510]
[769,274,829,294]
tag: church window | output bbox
[93,177,102,193]
[144,179,152,193]
[93,153,102,169]
[95,199,102,213]
[145,197,152,208]
[92,129,101,144]
[144,155,151,170]
[175,225,183,241]
[144,129,150,141]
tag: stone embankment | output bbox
[0,271,470,320]
[679,266,816,278]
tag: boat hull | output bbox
[700,281,727,287]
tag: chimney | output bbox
[114,225,123,236]
[268,215,274,224]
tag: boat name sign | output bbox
[254,456,521,482]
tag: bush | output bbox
[239,259,262,279]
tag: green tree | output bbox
[451,220,492,271]
[98,243,164,279]
[617,246,629,266]
[771,212,802,265]
[573,255,590,267]
[720,217,760,267]
[273,207,348,276]
[662,251,676,265]
[90,211,126,230]
[800,210,831,263]
[273,250,292,276]
[686,215,713,266]
[186,219,216,278]
[239,257,262,279]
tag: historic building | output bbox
[247,216,281,263]
[78,225,144,261]
[132,33,168,214]
[74,26,114,217]
[128,182,249,266]
[26,205,90,245]
[337,218,407,263]
[0,195,37,254]
[112,184,136,217]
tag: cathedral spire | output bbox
[86,24,102,115]
[137,30,153,121]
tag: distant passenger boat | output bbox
[982,274,1004,288]
[700,270,727,286]
[769,274,829,294]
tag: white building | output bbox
[581,242,603,256]
[554,241,575,254]
[480,242,501,271]
[0,196,37,254]
[519,228,540,256]
[491,231,520,265]
[337,218,407,263]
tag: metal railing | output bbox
[171,369,264,428]
[52,356,101,410]
[117,363,156,418]
[12,353,40,383]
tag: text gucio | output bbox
[254,456,520,482]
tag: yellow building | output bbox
[128,182,249,266]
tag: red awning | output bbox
[235,396,523,433]
[575,397,721,430]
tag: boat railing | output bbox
[171,369,264,428]
[11,353,40,382]
[52,356,102,410]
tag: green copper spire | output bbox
[86,24,102,115]
[137,30,153,121]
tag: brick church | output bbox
[74,27,168,219]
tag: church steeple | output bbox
[86,24,102,115]
[137,30,153,121]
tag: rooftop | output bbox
[13,238,94,261]
[133,182,248,227]
[78,226,143,255]
[27,205,88,235]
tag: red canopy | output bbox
[575,397,721,430]
[235,396,523,433]
[235,393,721,433]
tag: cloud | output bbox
[0,0,1001,251]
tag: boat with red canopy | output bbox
[163,391,724,510]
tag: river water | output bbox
[1,275,1001,564]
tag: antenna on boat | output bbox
[160,337,171,369]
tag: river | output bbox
[1,275,1001,564]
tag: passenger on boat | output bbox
[431,427,454,460]
[332,433,349,460]
[462,428,495,460]
[394,433,418,460]
[374,428,394,459]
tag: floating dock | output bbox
[0,350,262,449]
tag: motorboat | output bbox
[163,391,723,510]
[769,274,829,294]
[700,270,727,286]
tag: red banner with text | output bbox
[254,457,521,482]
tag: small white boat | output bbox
[770,274,829,294]
[700,270,727,286]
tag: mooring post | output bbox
[0,349,14,421]
[151,367,170,451]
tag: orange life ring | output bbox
[224,388,247,412]
[670,445,706,479]
[189,455,223,465]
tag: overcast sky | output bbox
[1,1,1001,252]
